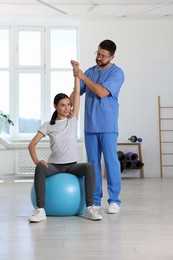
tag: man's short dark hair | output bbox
[99,40,117,56]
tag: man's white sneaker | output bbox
[107,203,120,214]
[28,208,47,223]
[84,206,102,221]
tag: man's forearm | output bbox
[80,73,110,98]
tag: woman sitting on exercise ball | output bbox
[28,60,102,223]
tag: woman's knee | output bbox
[84,163,95,175]
[35,163,47,175]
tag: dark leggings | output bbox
[34,162,95,208]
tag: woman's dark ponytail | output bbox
[50,110,58,125]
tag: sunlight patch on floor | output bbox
[14,180,34,183]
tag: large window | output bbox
[18,73,41,133]
[0,29,10,133]
[0,26,78,137]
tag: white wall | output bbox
[1,17,173,177]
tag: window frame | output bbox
[0,25,79,139]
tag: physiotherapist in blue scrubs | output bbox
[71,39,125,214]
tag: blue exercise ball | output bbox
[31,173,86,216]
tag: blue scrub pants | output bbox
[85,133,121,206]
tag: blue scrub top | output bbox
[80,63,125,133]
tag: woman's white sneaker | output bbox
[84,206,102,221]
[93,205,101,214]
[28,208,47,223]
[107,203,120,214]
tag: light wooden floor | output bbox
[0,175,173,260]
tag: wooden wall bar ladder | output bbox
[158,96,173,178]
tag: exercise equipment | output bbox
[126,152,138,161]
[132,160,144,169]
[117,151,127,162]
[31,173,86,216]
[128,136,142,143]
[117,149,144,173]
[123,160,133,169]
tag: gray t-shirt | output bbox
[39,116,78,164]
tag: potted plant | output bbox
[0,113,14,134]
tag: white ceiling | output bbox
[0,0,173,19]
